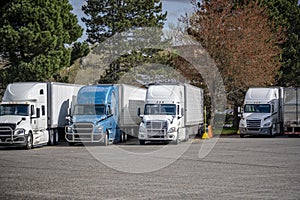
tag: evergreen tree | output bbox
[0,0,87,85]
[82,0,167,83]
[265,0,300,87]
[82,0,166,44]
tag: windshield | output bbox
[74,104,106,115]
[244,104,271,113]
[144,104,176,115]
[0,104,29,116]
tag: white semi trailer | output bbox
[283,88,300,135]
[0,82,82,149]
[138,83,204,144]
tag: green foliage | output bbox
[266,0,300,86]
[98,49,174,84]
[0,0,85,85]
[82,0,167,44]
[71,42,90,65]
[82,0,168,84]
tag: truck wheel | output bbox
[48,130,54,146]
[24,133,33,150]
[119,131,124,143]
[103,132,109,146]
[139,140,145,145]
[174,131,179,145]
[270,125,275,137]
[124,133,127,142]
[54,129,59,145]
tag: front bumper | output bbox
[138,130,177,141]
[239,127,271,135]
[0,126,27,146]
[65,132,104,143]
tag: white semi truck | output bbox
[239,87,300,137]
[0,82,82,149]
[138,83,204,144]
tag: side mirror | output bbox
[36,108,40,118]
[178,108,184,119]
[66,116,72,123]
[137,108,141,116]
[238,106,243,117]
[181,108,184,116]
[30,105,35,116]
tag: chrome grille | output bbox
[246,120,261,128]
[145,121,167,136]
[146,121,166,130]
[73,123,93,134]
[0,124,15,136]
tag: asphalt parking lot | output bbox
[0,135,300,199]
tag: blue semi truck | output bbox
[65,84,146,146]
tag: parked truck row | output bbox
[1,82,299,149]
[0,82,204,149]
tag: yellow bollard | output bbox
[202,125,213,139]
[202,125,210,139]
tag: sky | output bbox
[68,0,194,42]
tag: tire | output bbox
[240,134,245,138]
[54,129,59,145]
[270,125,275,137]
[173,131,179,145]
[139,140,145,145]
[103,132,109,146]
[119,131,124,143]
[124,133,127,142]
[48,130,54,146]
[24,133,33,150]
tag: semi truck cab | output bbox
[239,87,283,137]
[138,100,184,144]
[65,85,119,145]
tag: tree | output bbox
[82,0,167,83]
[0,0,87,85]
[233,0,300,87]
[264,0,300,87]
[187,0,283,128]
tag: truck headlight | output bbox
[95,126,103,133]
[139,125,146,133]
[239,120,246,128]
[66,126,73,133]
[167,127,176,133]
[15,129,25,135]
[263,121,272,127]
